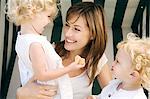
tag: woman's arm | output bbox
[16,78,57,99]
[97,64,112,88]
[87,64,112,99]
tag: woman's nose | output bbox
[65,28,73,37]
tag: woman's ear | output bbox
[130,70,140,79]
[90,36,94,40]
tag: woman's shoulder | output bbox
[98,53,108,65]
[94,53,108,77]
[97,53,108,69]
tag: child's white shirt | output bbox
[15,32,73,99]
[97,79,147,99]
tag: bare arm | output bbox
[30,43,85,81]
[87,95,97,99]
[97,64,112,88]
[16,78,57,99]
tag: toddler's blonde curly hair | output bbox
[6,0,57,25]
[117,32,150,91]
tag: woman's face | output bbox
[63,16,92,52]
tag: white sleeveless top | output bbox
[15,32,73,99]
[70,54,108,99]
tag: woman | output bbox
[17,2,112,99]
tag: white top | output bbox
[97,79,147,99]
[70,54,108,99]
[15,33,73,99]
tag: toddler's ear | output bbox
[130,70,140,79]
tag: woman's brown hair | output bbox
[55,2,107,84]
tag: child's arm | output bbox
[29,43,85,81]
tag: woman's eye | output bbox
[65,23,69,27]
[74,28,81,31]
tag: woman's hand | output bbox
[16,78,57,99]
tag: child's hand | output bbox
[75,55,85,65]
[87,95,97,99]
[68,55,85,70]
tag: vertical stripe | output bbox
[3,25,18,99]
[146,0,149,37]
[71,0,82,5]
[60,0,71,41]
[112,0,128,56]
[112,28,122,56]
[94,0,105,7]
[131,0,146,36]
[1,14,9,99]
[51,0,63,43]
[51,10,63,43]
[139,12,143,38]
[0,0,5,98]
